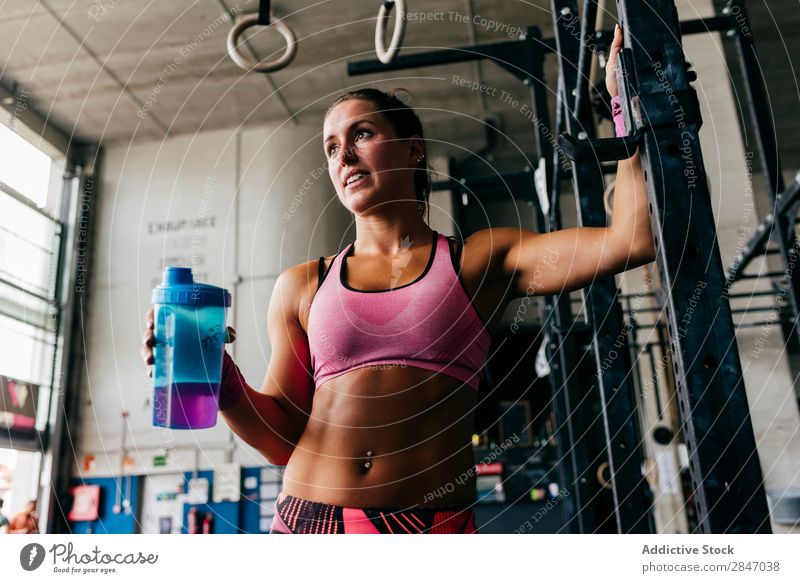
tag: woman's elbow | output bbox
[261,450,292,466]
[641,239,657,264]
[611,246,656,275]
[630,245,656,269]
[629,233,656,267]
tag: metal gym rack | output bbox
[349,0,781,533]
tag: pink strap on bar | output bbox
[611,95,626,138]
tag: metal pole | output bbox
[552,0,655,534]
[617,0,771,533]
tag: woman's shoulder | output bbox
[279,253,338,332]
[282,250,337,286]
[449,228,512,286]
[280,259,316,287]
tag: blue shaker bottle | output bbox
[151,267,231,429]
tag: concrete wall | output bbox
[81,122,334,477]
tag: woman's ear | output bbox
[408,135,425,164]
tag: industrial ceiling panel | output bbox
[0,0,795,172]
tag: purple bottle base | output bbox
[153,382,219,429]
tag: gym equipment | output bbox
[226,0,297,73]
[375,0,407,64]
[348,0,778,534]
[719,0,800,357]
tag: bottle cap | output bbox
[152,267,231,307]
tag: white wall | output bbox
[81,121,347,479]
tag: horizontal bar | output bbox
[630,319,795,346]
[0,430,45,453]
[735,319,795,329]
[349,15,735,78]
[0,269,50,297]
[0,224,55,255]
[727,289,782,299]
[589,288,779,305]
[629,305,780,316]
[678,15,734,35]
[733,306,786,315]
[348,37,529,75]
[737,271,788,280]
[431,171,534,194]
[0,274,53,303]
[594,16,734,47]
[0,180,60,224]
[0,308,57,335]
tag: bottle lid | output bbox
[152,267,231,307]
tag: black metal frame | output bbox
[612,0,770,533]
[347,0,774,533]
[401,25,610,533]
[728,178,800,283]
[552,0,654,534]
[720,0,800,355]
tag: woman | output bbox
[8,500,39,534]
[142,27,652,534]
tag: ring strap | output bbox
[258,0,271,25]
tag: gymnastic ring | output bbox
[227,13,297,73]
[596,461,613,490]
[375,0,407,64]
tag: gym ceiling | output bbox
[0,0,797,170]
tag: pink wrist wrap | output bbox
[219,351,246,411]
[611,95,626,137]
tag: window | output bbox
[0,122,65,435]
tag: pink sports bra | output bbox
[307,231,491,391]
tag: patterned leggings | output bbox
[270,491,479,534]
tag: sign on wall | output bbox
[68,484,101,521]
[145,175,220,291]
[0,375,39,435]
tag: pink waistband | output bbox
[270,492,478,534]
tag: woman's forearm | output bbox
[611,149,656,265]
[218,355,301,465]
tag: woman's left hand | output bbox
[606,24,624,98]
